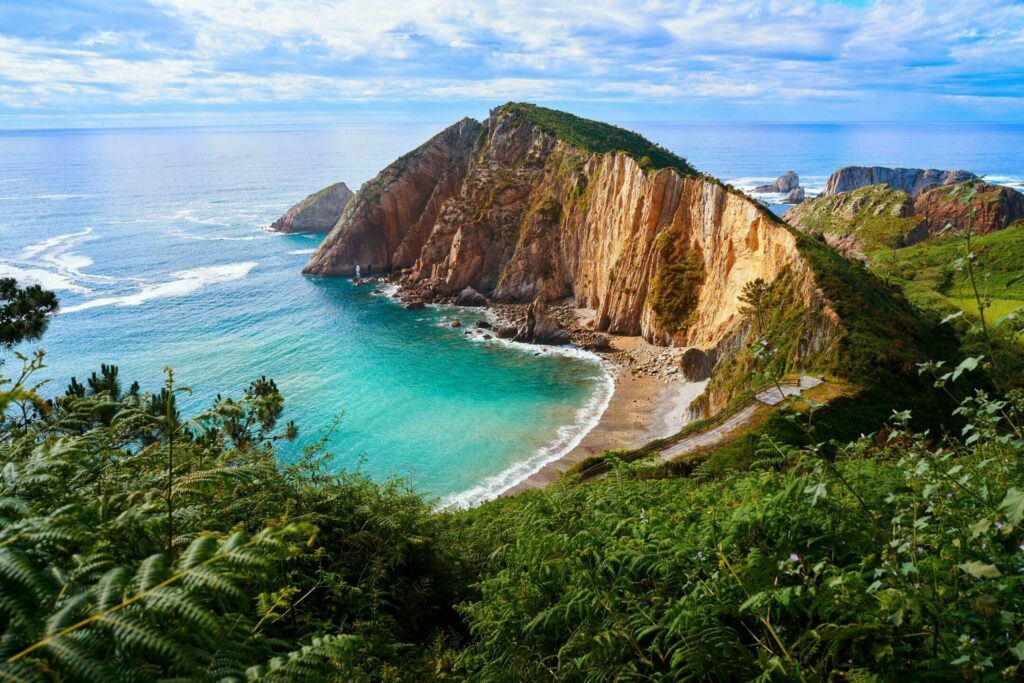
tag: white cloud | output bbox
[0,0,1020,121]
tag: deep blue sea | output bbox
[1,121,1021,505]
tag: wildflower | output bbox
[789,553,800,562]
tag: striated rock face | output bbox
[914,183,1024,235]
[786,187,806,204]
[303,118,482,275]
[271,182,354,234]
[305,104,844,411]
[822,166,977,198]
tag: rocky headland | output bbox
[271,181,354,234]
[785,177,1024,258]
[298,104,947,488]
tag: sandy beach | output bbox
[505,336,707,495]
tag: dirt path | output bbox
[656,375,823,463]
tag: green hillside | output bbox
[498,102,696,175]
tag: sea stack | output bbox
[271,181,354,234]
[821,166,977,198]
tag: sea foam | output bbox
[61,262,257,314]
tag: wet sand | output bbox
[504,336,706,495]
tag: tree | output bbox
[0,278,59,349]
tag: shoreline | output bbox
[503,336,706,496]
[377,280,704,506]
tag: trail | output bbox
[657,376,822,462]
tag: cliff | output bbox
[821,166,977,198]
[914,182,1024,235]
[304,104,944,414]
[271,182,354,234]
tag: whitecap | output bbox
[0,262,92,294]
[170,227,270,242]
[60,262,257,314]
[287,248,317,255]
[0,194,88,201]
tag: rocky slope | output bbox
[303,104,942,414]
[786,181,1024,257]
[821,166,977,198]
[271,182,354,234]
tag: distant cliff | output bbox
[821,166,977,198]
[271,182,354,234]
[303,104,945,414]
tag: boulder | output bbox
[404,301,425,310]
[474,320,492,329]
[271,182,354,234]
[449,320,461,328]
[456,286,488,307]
[680,347,717,381]
[581,333,613,352]
[495,325,518,339]
[822,166,978,198]
[515,298,570,345]
[785,187,805,204]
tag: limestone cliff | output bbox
[821,166,977,198]
[305,104,851,413]
[271,182,354,234]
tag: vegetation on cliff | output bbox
[497,102,695,175]
[783,183,923,253]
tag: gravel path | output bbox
[657,376,823,462]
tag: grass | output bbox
[785,184,922,252]
[869,223,1024,321]
[496,102,696,175]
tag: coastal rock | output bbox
[456,286,487,307]
[914,183,1024,235]
[754,171,800,193]
[404,301,425,310]
[680,347,717,381]
[580,333,613,352]
[515,299,570,345]
[449,320,461,328]
[271,182,354,234]
[821,166,978,198]
[495,325,517,339]
[303,117,482,275]
[785,187,805,204]
[475,320,492,329]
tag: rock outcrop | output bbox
[271,182,354,234]
[785,187,805,204]
[514,299,570,345]
[303,118,482,275]
[914,183,1024,235]
[786,181,1024,256]
[754,171,800,194]
[303,103,855,413]
[821,166,978,198]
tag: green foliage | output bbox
[647,230,705,334]
[453,390,1024,680]
[0,356,468,681]
[497,102,695,175]
[0,278,59,350]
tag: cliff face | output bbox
[271,182,354,234]
[822,166,977,198]
[303,118,482,275]
[305,105,841,410]
[914,183,1024,235]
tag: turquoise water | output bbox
[0,124,611,506]
[2,121,1022,504]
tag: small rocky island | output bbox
[271,181,354,234]
[753,170,804,203]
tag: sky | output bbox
[0,0,1022,129]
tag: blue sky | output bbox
[0,0,1022,128]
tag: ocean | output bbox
[1,121,1021,505]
